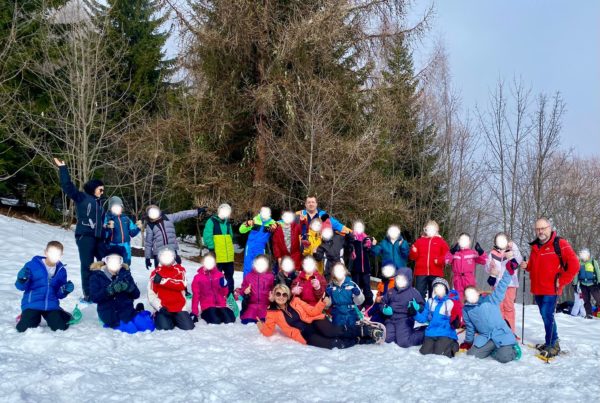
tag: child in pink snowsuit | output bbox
[236,255,274,325]
[445,233,487,302]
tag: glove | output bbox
[351,287,361,296]
[450,243,460,254]
[408,298,421,313]
[61,281,74,295]
[190,314,199,323]
[311,278,321,290]
[506,259,519,276]
[17,267,31,283]
[460,341,472,350]
[382,305,393,316]
[197,207,207,215]
[219,277,228,288]
[113,280,129,293]
[451,316,462,329]
[153,273,163,284]
[474,242,484,256]
[487,276,497,287]
[145,259,152,270]
[320,214,329,221]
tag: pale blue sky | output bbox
[412,0,600,156]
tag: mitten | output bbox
[474,242,484,256]
[487,276,497,287]
[382,305,393,316]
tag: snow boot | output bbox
[539,342,561,359]
[359,320,386,344]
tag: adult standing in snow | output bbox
[521,218,579,358]
[296,195,351,237]
[54,158,105,303]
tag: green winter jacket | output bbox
[203,216,234,263]
[239,214,275,234]
[573,258,600,287]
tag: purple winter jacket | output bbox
[238,270,275,321]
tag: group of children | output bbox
[15,198,598,362]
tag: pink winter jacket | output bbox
[191,267,229,315]
[485,243,523,288]
[445,248,488,278]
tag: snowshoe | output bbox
[358,319,386,344]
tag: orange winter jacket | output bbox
[259,298,326,344]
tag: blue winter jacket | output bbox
[326,276,364,327]
[299,209,346,234]
[463,269,517,348]
[104,213,140,244]
[89,262,140,328]
[15,256,69,311]
[372,237,410,269]
[415,294,458,340]
[59,166,105,238]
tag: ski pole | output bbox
[521,265,526,344]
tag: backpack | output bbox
[553,236,567,272]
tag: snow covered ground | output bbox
[1,214,599,403]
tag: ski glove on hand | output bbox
[408,298,421,314]
[219,277,227,288]
[145,259,152,270]
[17,267,31,283]
[474,242,485,256]
[487,276,497,287]
[459,341,472,350]
[506,259,519,275]
[351,287,361,296]
[450,243,460,254]
[61,280,74,295]
[153,274,163,284]
[197,207,207,215]
[382,305,393,316]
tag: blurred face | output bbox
[353,221,365,235]
[158,249,175,266]
[424,224,438,238]
[433,284,446,298]
[579,250,591,262]
[495,234,509,250]
[218,205,232,220]
[321,228,334,241]
[281,257,295,273]
[535,219,552,243]
[105,254,123,274]
[302,257,316,274]
[254,257,269,274]
[282,211,295,225]
[310,221,322,232]
[45,247,63,266]
[458,234,471,249]
[332,264,346,281]
[382,264,396,278]
[387,225,401,240]
[395,274,408,290]
[110,204,123,216]
[94,186,105,198]
[203,255,216,270]
[305,197,317,213]
[147,207,161,221]
[260,207,271,221]
[464,287,480,304]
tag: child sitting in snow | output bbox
[148,247,195,331]
[237,254,275,324]
[103,196,142,266]
[144,204,206,270]
[413,277,461,358]
[276,256,298,289]
[381,267,426,348]
[445,233,487,302]
[190,253,235,325]
[460,260,521,363]
[89,253,155,333]
[15,241,74,332]
[325,262,364,327]
[367,262,397,323]
[290,256,327,306]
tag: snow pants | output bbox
[155,310,195,331]
[300,319,360,349]
[452,272,475,302]
[201,307,236,324]
[500,286,517,331]
[467,340,516,363]
[419,336,459,358]
[352,271,373,307]
[17,309,70,332]
[113,311,156,333]
[581,285,600,316]
[218,262,235,295]
[415,275,437,299]
[385,320,425,348]
[76,234,103,299]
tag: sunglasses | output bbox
[274,291,289,298]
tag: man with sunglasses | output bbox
[521,218,579,358]
[55,157,106,303]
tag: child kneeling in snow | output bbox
[89,254,154,333]
[381,267,426,348]
[190,253,235,325]
[325,262,364,327]
[15,241,74,332]
[460,261,520,363]
[258,284,384,349]
[237,254,275,324]
[148,247,195,330]
[413,277,461,358]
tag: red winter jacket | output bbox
[290,272,327,306]
[272,223,303,269]
[409,236,450,277]
[526,232,579,296]
[148,264,188,312]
